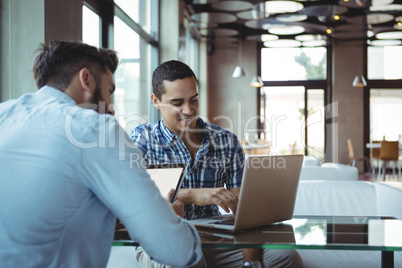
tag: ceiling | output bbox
[184,0,402,48]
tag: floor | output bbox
[358,170,402,182]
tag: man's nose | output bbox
[182,102,192,115]
[108,106,115,116]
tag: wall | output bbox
[0,0,82,102]
[159,0,180,63]
[206,40,258,141]
[331,39,365,169]
[1,0,45,101]
[206,38,366,168]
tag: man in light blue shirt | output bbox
[0,41,202,268]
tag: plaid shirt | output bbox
[130,118,244,220]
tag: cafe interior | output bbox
[2,0,402,267]
[2,0,402,178]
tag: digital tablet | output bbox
[146,163,187,203]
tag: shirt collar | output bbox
[159,119,176,145]
[36,86,77,106]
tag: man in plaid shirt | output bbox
[130,60,302,268]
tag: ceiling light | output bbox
[334,14,340,20]
[199,28,238,37]
[296,34,327,41]
[394,22,402,30]
[276,14,308,22]
[265,1,304,14]
[232,41,247,78]
[245,34,279,42]
[250,76,264,87]
[263,40,302,48]
[211,1,253,12]
[371,0,393,6]
[191,12,237,24]
[326,28,333,34]
[268,25,305,35]
[232,66,247,78]
[376,31,402,39]
[370,4,402,11]
[369,39,402,46]
[367,13,394,24]
[353,75,367,87]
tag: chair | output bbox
[289,140,297,155]
[254,139,271,155]
[347,139,371,172]
[378,140,401,180]
[370,140,381,177]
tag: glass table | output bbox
[113,215,402,268]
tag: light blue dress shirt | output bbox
[0,86,201,268]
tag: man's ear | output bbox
[151,94,161,110]
[78,68,95,94]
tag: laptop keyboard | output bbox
[209,218,235,225]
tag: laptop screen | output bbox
[146,163,187,203]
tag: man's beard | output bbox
[90,85,103,113]
[90,85,113,115]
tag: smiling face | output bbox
[152,76,199,136]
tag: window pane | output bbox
[307,89,325,162]
[368,46,402,80]
[261,47,326,81]
[370,89,402,141]
[262,86,305,155]
[114,0,152,34]
[82,5,100,47]
[114,16,151,134]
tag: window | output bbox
[82,0,159,134]
[370,89,402,141]
[82,5,100,47]
[262,86,305,155]
[114,0,152,34]
[368,46,402,80]
[260,86,325,160]
[306,89,325,160]
[261,47,326,81]
[114,16,152,134]
[260,46,327,160]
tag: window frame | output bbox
[257,43,331,158]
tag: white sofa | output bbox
[300,156,358,181]
[294,180,402,267]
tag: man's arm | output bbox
[177,186,241,214]
[85,118,202,267]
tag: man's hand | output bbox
[167,189,185,218]
[178,187,239,214]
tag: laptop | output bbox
[191,154,304,233]
[146,163,187,203]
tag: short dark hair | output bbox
[152,60,197,100]
[33,40,119,90]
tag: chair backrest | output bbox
[347,139,355,159]
[255,139,271,155]
[379,140,399,160]
[372,140,381,159]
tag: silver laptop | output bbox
[191,154,304,233]
[146,163,187,203]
